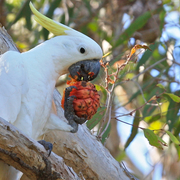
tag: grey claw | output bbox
[38,140,53,157]
[74,115,87,124]
[64,85,86,132]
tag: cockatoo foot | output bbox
[64,86,86,133]
[38,140,53,156]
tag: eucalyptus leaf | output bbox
[125,110,140,149]
[143,129,163,149]
[86,107,106,130]
[166,130,180,145]
[165,93,180,103]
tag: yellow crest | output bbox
[29,2,70,35]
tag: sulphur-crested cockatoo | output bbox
[0,2,102,180]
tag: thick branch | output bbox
[0,26,19,53]
[0,117,79,180]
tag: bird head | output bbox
[29,2,102,81]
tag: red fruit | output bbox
[61,78,100,120]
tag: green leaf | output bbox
[143,102,157,118]
[115,11,151,47]
[157,135,167,147]
[164,93,180,103]
[116,151,126,162]
[143,86,163,117]
[86,107,106,130]
[166,102,180,131]
[101,123,111,144]
[25,2,32,31]
[88,22,98,32]
[68,7,74,20]
[166,130,180,145]
[144,114,161,123]
[159,8,166,33]
[7,0,31,30]
[95,84,107,104]
[157,83,166,90]
[162,0,171,5]
[166,90,180,131]
[174,117,180,136]
[125,110,140,149]
[143,129,163,149]
[114,7,163,48]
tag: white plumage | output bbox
[0,2,102,180]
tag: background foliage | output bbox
[1,0,180,179]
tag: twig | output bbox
[98,51,135,138]
[114,91,164,120]
[132,80,147,103]
[131,57,167,80]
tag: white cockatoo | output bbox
[0,2,103,180]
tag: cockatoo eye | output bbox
[80,47,86,54]
[78,44,86,54]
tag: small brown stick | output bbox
[98,53,134,138]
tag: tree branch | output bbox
[0,117,79,180]
[0,25,19,53]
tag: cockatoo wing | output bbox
[0,51,28,124]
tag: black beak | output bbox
[68,59,100,81]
